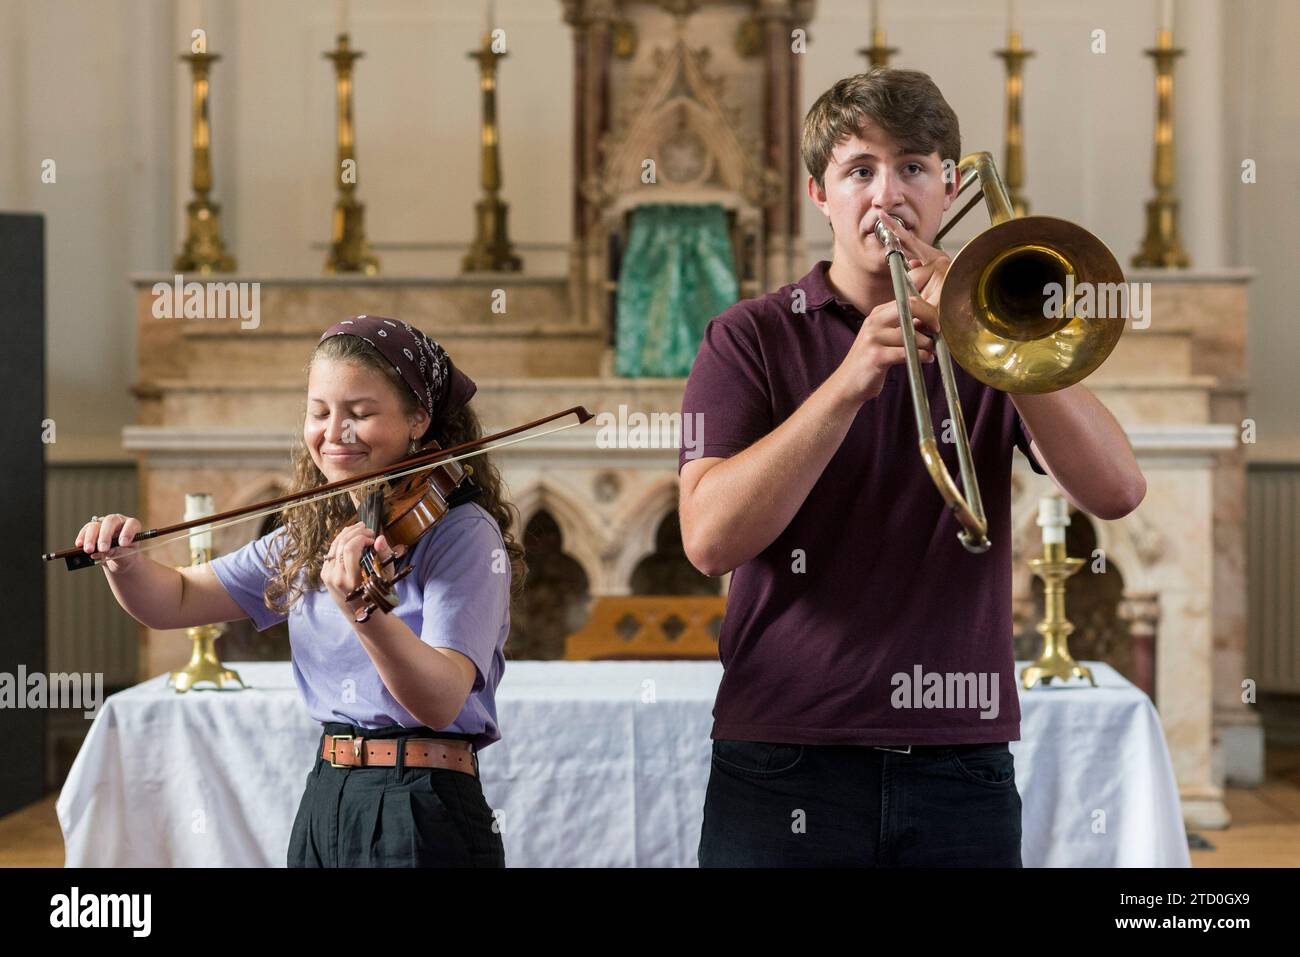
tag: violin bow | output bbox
[43,405,594,570]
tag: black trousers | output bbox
[698,739,1023,867]
[287,722,505,868]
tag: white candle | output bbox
[1160,0,1174,34]
[185,493,215,553]
[336,0,349,37]
[1008,0,1020,35]
[1037,495,1069,545]
[870,0,880,36]
[487,0,497,34]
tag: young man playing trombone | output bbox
[678,69,1146,866]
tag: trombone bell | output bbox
[940,215,1125,395]
[877,151,1125,553]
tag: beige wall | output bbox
[1,0,1295,461]
[1,0,174,461]
[183,0,573,279]
[1226,0,1300,460]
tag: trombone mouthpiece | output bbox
[873,213,905,251]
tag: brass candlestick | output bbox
[1132,29,1190,268]
[857,28,898,69]
[174,51,236,273]
[995,31,1033,216]
[462,30,522,273]
[324,33,379,275]
[168,622,245,693]
[167,494,245,693]
[1021,497,1097,689]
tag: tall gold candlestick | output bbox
[858,0,897,67]
[463,29,522,273]
[1132,28,1189,268]
[995,30,1033,215]
[174,50,236,273]
[1021,496,1097,689]
[324,33,379,275]
[857,27,898,69]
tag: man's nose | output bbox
[871,168,905,212]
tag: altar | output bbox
[57,660,1189,868]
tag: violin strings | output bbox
[80,418,589,566]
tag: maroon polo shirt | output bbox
[678,259,1047,746]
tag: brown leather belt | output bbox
[320,734,477,777]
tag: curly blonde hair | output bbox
[262,333,527,616]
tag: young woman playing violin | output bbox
[77,315,525,867]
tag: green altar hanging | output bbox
[614,203,739,378]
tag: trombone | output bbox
[876,151,1124,554]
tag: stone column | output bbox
[1118,591,1160,702]
[787,3,812,257]
[1213,408,1261,787]
[758,1,811,286]
[561,0,616,342]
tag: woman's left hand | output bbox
[322,521,402,616]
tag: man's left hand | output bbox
[886,217,952,307]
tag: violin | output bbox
[345,435,482,623]
[42,408,595,616]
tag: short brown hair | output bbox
[801,68,961,189]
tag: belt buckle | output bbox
[328,734,358,768]
[874,744,913,754]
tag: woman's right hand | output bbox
[76,514,144,573]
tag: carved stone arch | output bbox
[213,475,292,558]
[1089,515,1165,594]
[211,473,294,661]
[592,38,774,209]
[512,480,608,593]
[608,479,682,591]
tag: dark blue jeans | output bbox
[698,739,1023,867]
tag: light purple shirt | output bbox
[209,502,510,749]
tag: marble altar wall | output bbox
[14,0,1292,474]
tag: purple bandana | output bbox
[318,315,477,442]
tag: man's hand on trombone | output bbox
[879,213,952,308]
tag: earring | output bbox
[407,438,420,455]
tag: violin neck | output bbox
[358,488,385,534]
